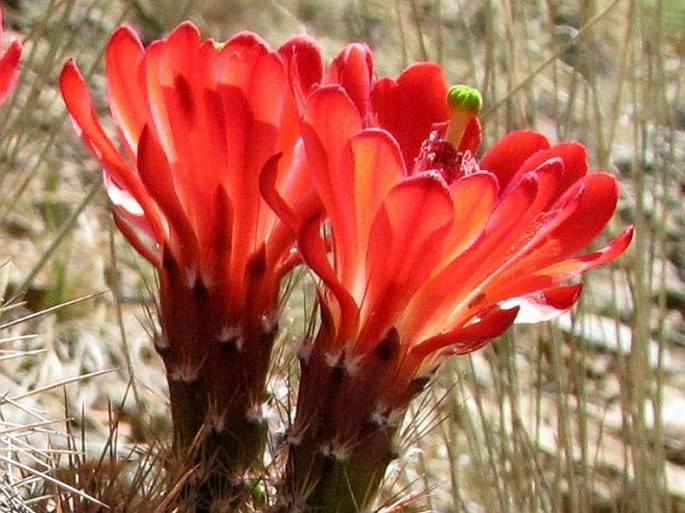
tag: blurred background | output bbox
[0,0,683,511]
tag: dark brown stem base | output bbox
[160,321,275,511]
[280,342,408,513]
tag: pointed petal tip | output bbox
[110,24,140,41]
[410,305,520,360]
[0,37,22,103]
[59,59,85,102]
[510,284,584,324]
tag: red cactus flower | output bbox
[0,7,22,105]
[270,68,632,510]
[59,22,323,491]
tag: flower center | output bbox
[412,85,482,183]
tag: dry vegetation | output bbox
[0,0,683,511]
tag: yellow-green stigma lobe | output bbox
[447,85,483,115]
[444,84,482,147]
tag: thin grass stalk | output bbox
[464,353,506,512]
[626,3,653,509]
[637,0,676,508]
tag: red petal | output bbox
[345,129,406,263]
[278,34,324,104]
[220,40,287,123]
[204,185,233,290]
[483,224,632,304]
[501,157,564,208]
[298,215,359,342]
[531,172,620,260]
[518,142,588,195]
[531,226,633,281]
[401,173,538,342]
[303,85,362,163]
[302,87,364,276]
[509,284,584,323]
[411,306,519,360]
[0,38,21,105]
[137,125,198,269]
[260,152,299,232]
[277,35,324,152]
[459,117,483,156]
[106,25,146,159]
[442,171,498,263]
[307,126,405,297]
[224,30,267,49]
[357,175,454,351]
[112,209,160,267]
[478,130,550,190]
[60,61,132,181]
[371,62,450,166]
[60,61,163,241]
[327,43,374,121]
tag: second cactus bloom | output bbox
[267,58,632,510]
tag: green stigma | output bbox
[447,85,483,115]
[213,41,226,50]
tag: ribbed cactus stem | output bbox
[157,248,278,509]
[281,329,420,512]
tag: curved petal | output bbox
[477,209,632,306]
[60,61,135,185]
[541,172,620,256]
[536,226,633,277]
[496,172,621,283]
[357,174,454,351]
[518,142,588,196]
[298,215,359,344]
[112,209,161,267]
[327,43,374,121]
[60,61,164,242]
[401,173,539,342]
[303,85,362,172]
[478,130,550,190]
[347,129,406,265]
[442,171,498,263]
[137,125,198,270]
[302,86,363,281]
[0,38,21,105]
[371,62,450,166]
[278,34,324,107]
[277,35,323,158]
[260,152,300,232]
[411,305,519,360]
[106,25,147,159]
[507,283,584,324]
